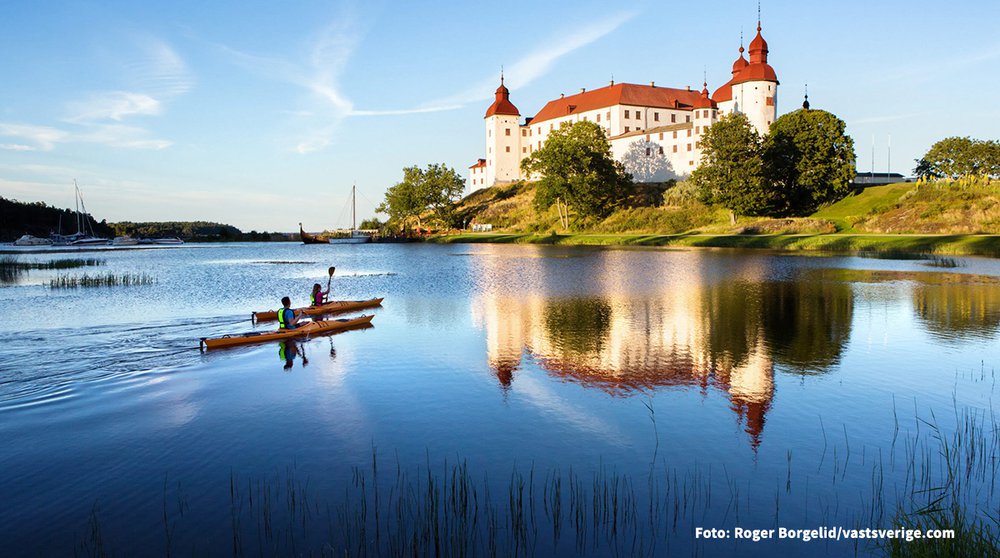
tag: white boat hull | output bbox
[328,236,370,244]
[13,235,52,246]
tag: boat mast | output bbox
[74,180,81,235]
[352,183,356,232]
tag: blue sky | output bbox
[2,0,998,231]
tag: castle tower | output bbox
[484,75,521,186]
[730,20,778,135]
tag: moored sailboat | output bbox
[328,184,371,244]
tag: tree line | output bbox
[0,197,288,243]
[915,137,1000,179]
[0,197,114,242]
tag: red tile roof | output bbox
[485,82,520,118]
[469,158,486,169]
[530,83,702,125]
[733,63,778,84]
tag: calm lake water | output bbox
[1,242,998,556]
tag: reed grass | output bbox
[50,272,156,288]
[74,371,1000,557]
[0,255,105,282]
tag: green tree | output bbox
[691,112,773,218]
[922,137,979,178]
[377,164,466,229]
[762,108,856,216]
[520,120,632,222]
[358,217,383,230]
[920,136,1000,179]
[913,157,941,180]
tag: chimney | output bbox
[610,79,615,86]
[650,81,655,87]
[580,87,586,94]
[686,85,691,91]
[560,93,564,99]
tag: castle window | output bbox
[696,126,700,134]
[687,143,692,151]
[505,146,510,152]
[505,128,511,136]
[659,132,663,140]
[625,126,630,132]
[654,112,660,122]
[658,146,664,155]
[624,110,630,119]
[687,130,692,137]
[521,129,527,136]
[550,124,554,131]
[696,141,700,148]
[671,114,676,123]
[596,113,601,122]
[522,147,527,153]
[606,111,611,121]
[672,131,677,139]
[537,127,541,135]
[672,145,677,153]
[646,147,651,156]
[645,134,650,141]
[686,115,691,123]
[689,160,694,166]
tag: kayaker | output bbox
[277,296,304,329]
[311,283,329,306]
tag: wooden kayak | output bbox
[201,314,374,350]
[252,297,383,322]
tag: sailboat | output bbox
[328,184,371,244]
[51,181,109,246]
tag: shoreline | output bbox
[429,232,1000,257]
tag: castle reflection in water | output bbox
[469,247,1000,450]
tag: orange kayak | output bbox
[252,297,383,322]
[201,314,374,350]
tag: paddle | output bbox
[326,266,335,298]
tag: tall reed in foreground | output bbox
[75,372,1000,557]
[50,272,156,288]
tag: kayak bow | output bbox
[252,297,383,322]
[201,314,374,350]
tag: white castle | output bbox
[469,20,778,188]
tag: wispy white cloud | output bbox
[218,9,635,153]
[79,124,172,150]
[430,11,637,109]
[128,34,194,96]
[0,144,35,151]
[67,91,162,122]
[0,123,70,151]
[55,35,192,148]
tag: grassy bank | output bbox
[440,179,1000,257]
[431,232,1000,257]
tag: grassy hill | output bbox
[455,178,1000,237]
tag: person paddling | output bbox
[311,266,335,306]
[311,283,329,306]
[277,296,304,329]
